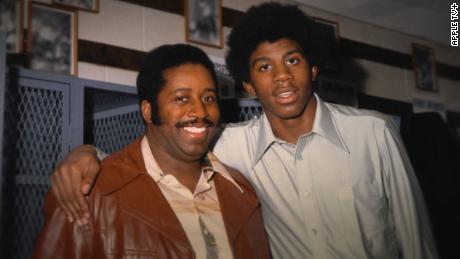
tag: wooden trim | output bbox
[437,63,460,81]
[76,0,460,83]
[357,93,413,116]
[119,0,184,15]
[52,0,100,13]
[78,40,145,71]
[340,38,412,69]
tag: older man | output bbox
[32,44,270,259]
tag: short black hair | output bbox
[226,3,316,85]
[137,44,217,124]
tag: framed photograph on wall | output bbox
[28,2,78,76]
[313,17,340,42]
[185,0,223,48]
[0,0,23,53]
[412,43,438,92]
[52,0,99,13]
[313,17,340,71]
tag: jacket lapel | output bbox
[117,174,191,246]
[98,139,191,247]
[214,174,260,243]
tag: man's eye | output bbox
[176,96,189,102]
[287,58,299,65]
[258,64,271,72]
[202,96,216,102]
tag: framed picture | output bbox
[185,0,223,48]
[313,17,340,71]
[217,73,235,99]
[52,0,99,13]
[314,17,340,42]
[28,2,78,75]
[0,0,24,53]
[412,43,438,92]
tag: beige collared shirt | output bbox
[214,94,438,259]
[141,137,237,259]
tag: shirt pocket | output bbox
[353,181,388,232]
[350,182,398,258]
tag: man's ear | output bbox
[311,65,319,81]
[242,81,257,97]
[140,100,152,124]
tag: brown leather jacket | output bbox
[32,139,271,259]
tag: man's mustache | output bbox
[175,118,216,128]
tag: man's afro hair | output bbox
[226,2,317,86]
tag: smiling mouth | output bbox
[183,127,206,133]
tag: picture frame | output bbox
[0,0,24,53]
[185,0,223,48]
[52,0,99,13]
[217,73,235,99]
[313,17,340,71]
[313,17,340,42]
[28,2,78,76]
[412,43,438,92]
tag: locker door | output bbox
[1,68,71,259]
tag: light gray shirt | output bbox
[213,95,438,259]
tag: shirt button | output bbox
[304,191,311,197]
[367,238,374,248]
[312,229,318,235]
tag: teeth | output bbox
[278,91,294,97]
[184,127,206,133]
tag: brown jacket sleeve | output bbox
[31,190,104,259]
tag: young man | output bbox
[50,3,438,259]
[32,44,270,259]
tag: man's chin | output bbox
[179,145,209,161]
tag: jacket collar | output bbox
[214,168,260,244]
[98,137,260,247]
[98,138,190,246]
[253,93,349,166]
[141,137,243,193]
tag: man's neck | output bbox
[145,133,203,192]
[266,97,317,144]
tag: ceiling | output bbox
[293,0,453,47]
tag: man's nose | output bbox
[274,65,292,83]
[188,99,209,119]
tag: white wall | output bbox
[28,0,460,112]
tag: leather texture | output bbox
[32,138,271,259]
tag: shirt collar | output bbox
[141,137,243,193]
[206,152,244,193]
[253,112,277,166]
[311,94,350,153]
[253,93,349,166]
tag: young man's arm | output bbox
[380,119,439,259]
[50,145,103,225]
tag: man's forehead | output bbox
[250,39,303,60]
[170,87,217,93]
